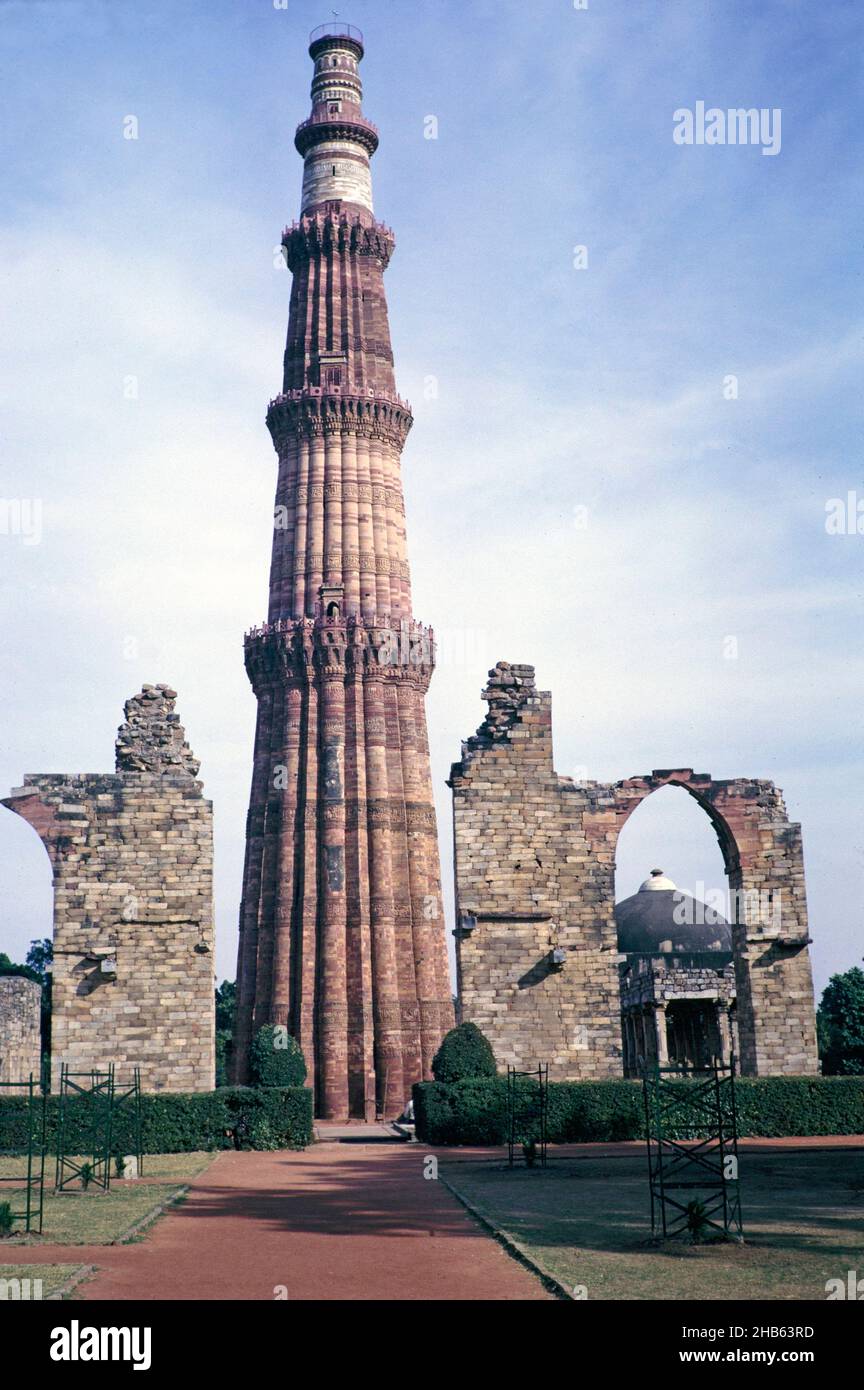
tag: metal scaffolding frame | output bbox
[642,1055,743,1241]
[55,1064,143,1192]
[0,1072,47,1234]
[507,1064,549,1168]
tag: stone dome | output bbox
[615,869,732,954]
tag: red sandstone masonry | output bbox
[232,31,453,1117]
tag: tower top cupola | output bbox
[296,24,379,217]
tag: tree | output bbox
[249,1024,307,1088]
[431,1022,498,1083]
[215,979,236,1033]
[26,938,52,983]
[818,967,864,1075]
[215,980,236,1087]
[0,952,37,981]
[27,938,52,1055]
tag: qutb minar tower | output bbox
[232,25,453,1118]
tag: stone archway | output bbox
[0,803,53,1090]
[585,768,817,1075]
[450,664,819,1080]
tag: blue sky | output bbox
[1,0,861,1000]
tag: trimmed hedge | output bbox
[733,1077,864,1137]
[250,1026,308,1088]
[0,1086,313,1156]
[432,1023,498,1084]
[413,1076,864,1146]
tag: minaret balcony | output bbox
[243,615,436,689]
[265,388,413,449]
[295,111,379,158]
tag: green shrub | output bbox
[431,1022,497,1084]
[414,1078,509,1145]
[732,1076,864,1137]
[249,1025,308,1088]
[0,1086,313,1156]
[219,1086,312,1151]
[685,1199,709,1243]
[413,1075,864,1146]
[545,1079,644,1142]
[0,1201,13,1236]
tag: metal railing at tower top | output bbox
[309,23,364,46]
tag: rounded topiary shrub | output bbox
[432,1022,497,1083]
[249,1025,307,1088]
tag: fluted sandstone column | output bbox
[233,25,453,1116]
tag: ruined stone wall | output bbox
[448,664,622,1079]
[2,687,214,1093]
[450,662,819,1080]
[0,977,42,1092]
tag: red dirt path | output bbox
[3,1143,551,1301]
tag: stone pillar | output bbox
[652,1004,668,1066]
[621,1011,632,1077]
[717,1004,732,1066]
[639,1009,651,1066]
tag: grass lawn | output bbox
[0,1151,215,1183]
[0,1264,88,1297]
[441,1148,864,1300]
[1,1183,186,1245]
[0,1151,216,1245]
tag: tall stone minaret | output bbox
[232,25,453,1119]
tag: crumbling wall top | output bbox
[115,685,200,777]
[475,661,537,738]
[449,660,552,785]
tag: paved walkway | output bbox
[4,1142,550,1301]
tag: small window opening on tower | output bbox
[332,165,337,176]
[325,367,342,388]
[329,102,341,114]
[327,601,340,619]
